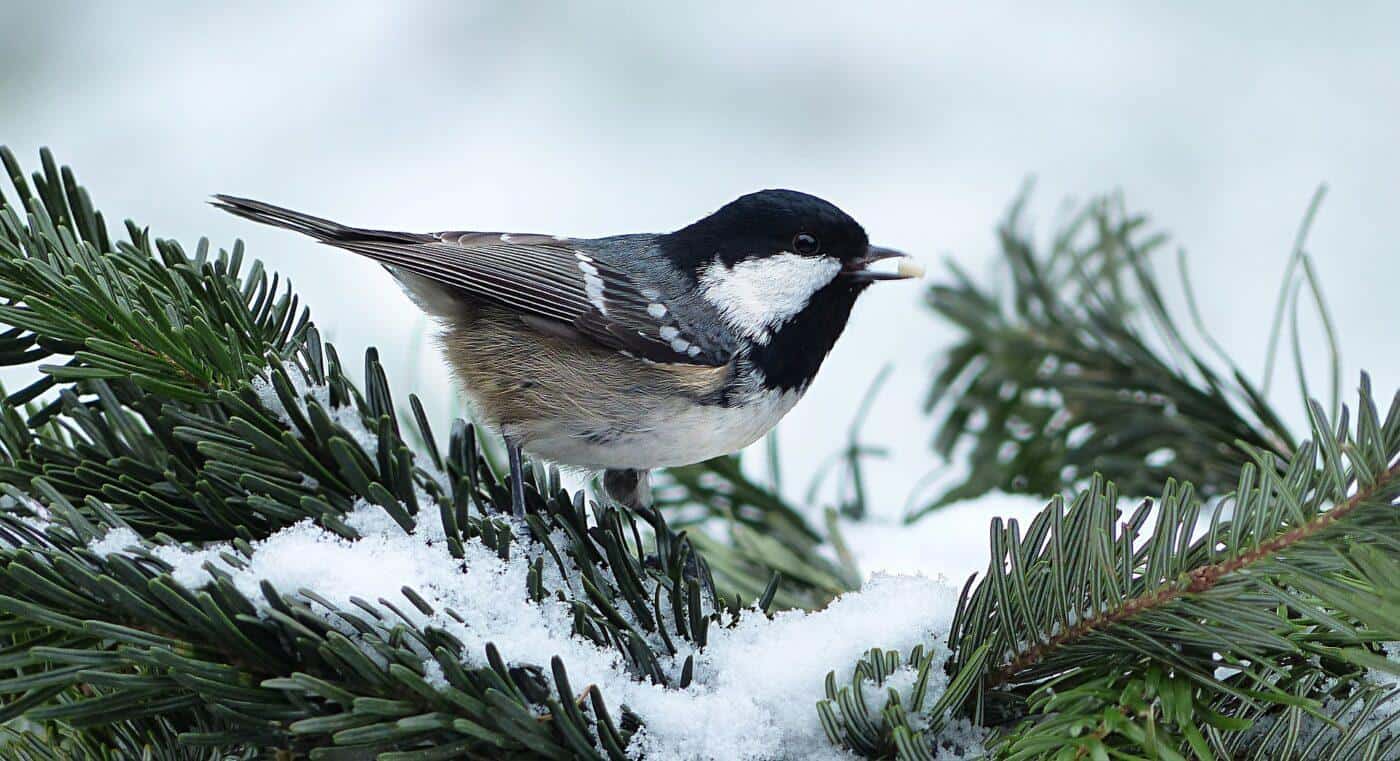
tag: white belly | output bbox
[519,386,803,471]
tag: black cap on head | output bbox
[663,189,870,272]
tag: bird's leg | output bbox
[506,439,527,518]
[602,468,652,513]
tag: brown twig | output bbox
[991,459,1400,687]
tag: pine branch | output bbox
[3,145,1393,761]
[936,375,1400,758]
[996,455,1400,687]
[817,643,990,759]
[658,453,860,611]
[910,187,1400,759]
[0,148,732,758]
[919,193,1298,517]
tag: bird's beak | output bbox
[841,245,925,282]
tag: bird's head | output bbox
[665,188,915,277]
[661,189,922,390]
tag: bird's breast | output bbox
[518,380,805,471]
[439,306,803,470]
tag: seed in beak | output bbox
[846,251,924,281]
[896,258,926,279]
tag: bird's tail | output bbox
[210,195,428,244]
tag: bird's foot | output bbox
[506,440,527,518]
[602,468,653,514]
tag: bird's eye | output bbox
[793,233,821,255]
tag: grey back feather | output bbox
[212,195,737,366]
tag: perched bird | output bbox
[213,190,922,516]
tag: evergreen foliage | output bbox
[920,194,1299,515]
[658,452,860,611]
[0,149,1394,759]
[921,192,1399,759]
[0,148,728,758]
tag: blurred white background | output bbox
[3,1,1396,577]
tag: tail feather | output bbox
[213,194,462,318]
[210,195,428,244]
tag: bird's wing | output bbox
[376,232,731,365]
[211,196,730,365]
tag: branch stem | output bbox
[992,459,1400,686]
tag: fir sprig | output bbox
[1,147,1394,761]
[920,194,1400,758]
[928,379,1399,759]
[920,193,1298,517]
[0,148,727,758]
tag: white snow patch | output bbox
[0,493,49,520]
[0,493,53,533]
[249,370,379,458]
[89,527,225,589]
[83,497,978,760]
[838,492,1052,581]
[88,527,143,557]
[626,574,966,761]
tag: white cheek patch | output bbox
[698,253,842,343]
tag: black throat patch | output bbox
[739,280,865,395]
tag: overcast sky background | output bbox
[3,1,1396,577]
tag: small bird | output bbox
[213,190,922,516]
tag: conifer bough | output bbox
[0,149,1395,759]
